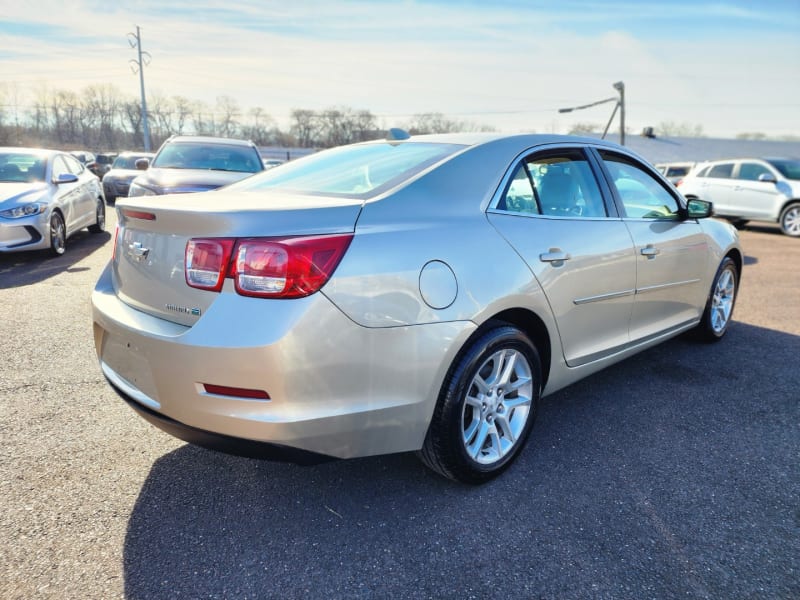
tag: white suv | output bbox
[677,158,800,237]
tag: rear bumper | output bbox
[92,262,475,459]
[108,376,333,465]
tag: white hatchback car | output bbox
[677,158,800,236]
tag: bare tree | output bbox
[215,95,241,138]
[290,109,319,147]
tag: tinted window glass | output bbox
[696,165,711,178]
[766,159,800,180]
[500,163,539,214]
[738,162,771,181]
[154,142,263,173]
[503,149,606,218]
[708,163,734,178]
[599,151,680,219]
[63,154,85,175]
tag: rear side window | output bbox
[499,148,607,218]
[599,151,681,219]
[708,163,734,178]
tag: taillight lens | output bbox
[185,238,235,291]
[184,234,353,298]
[233,234,353,298]
[112,224,119,261]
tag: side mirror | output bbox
[757,173,777,184]
[135,158,150,170]
[686,198,713,219]
[54,173,79,185]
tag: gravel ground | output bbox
[1,213,798,599]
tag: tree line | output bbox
[0,83,493,152]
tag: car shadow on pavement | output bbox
[122,322,800,599]
[0,229,111,288]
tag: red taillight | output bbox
[184,234,353,298]
[185,238,235,292]
[232,234,353,298]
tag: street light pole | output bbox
[558,81,626,145]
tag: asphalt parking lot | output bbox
[1,211,798,599]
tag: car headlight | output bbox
[0,203,47,219]
[128,181,156,197]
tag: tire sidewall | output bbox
[50,212,65,256]
[703,257,738,339]
[780,202,800,237]
[441,325,542,479]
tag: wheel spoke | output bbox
[495,413,516,444]
[463,417,480,446]
[497,350,517,387]
[503,396,531,412]
[467,421,491,459]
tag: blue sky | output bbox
[1,0,799,137]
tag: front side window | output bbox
[499,148,606,218]
[64,154,85,175]
[599,151,680,219]
[52,156,70,179]
[737,162,771,181]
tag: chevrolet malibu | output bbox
[92,133,742,483]
[1,148,106,256]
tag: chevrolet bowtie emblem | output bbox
[128,241,150,262]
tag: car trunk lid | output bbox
[112,190,363,326]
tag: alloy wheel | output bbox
[710,267,735,333]
[461,348,533,464]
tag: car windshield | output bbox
[112,155,148,169]
[0,152,47,183]
[152,142,262,173]
[766,159,800,180]
[230,142,464,197]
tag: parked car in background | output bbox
[102,152,155,203]
[677,157,800,236]
[128,136,264,197]
[655,161,695,185]
[0,148,106,256]
[70,150,96,166]
[93,133,742,483]
[87,152,118,179]
[261,158,285,169]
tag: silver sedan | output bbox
[92,133,741,483]
[0,148,106,255]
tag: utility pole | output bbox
[613,81,625,146]
[128,26,152,151]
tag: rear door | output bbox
[487,146,636,367]
[729,161,783,220]
[594,149,709,342]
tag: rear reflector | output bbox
[121,209,156,221]
[202,384,270,400]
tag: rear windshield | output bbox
[229,142,464,197]
[766,159,800,180]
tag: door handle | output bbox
[539,249,571,264]
[640,244,660,258]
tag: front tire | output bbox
[88,197,105,233]
[419,323,542,484]
[779,202,800,237]
[49,212,66,256]
[695,257,738,342]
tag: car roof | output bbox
[164,135,257,147]
[0,147,60,157]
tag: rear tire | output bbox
[779,202,800,237]
[695,257,738,342]
[419,322,542,484]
